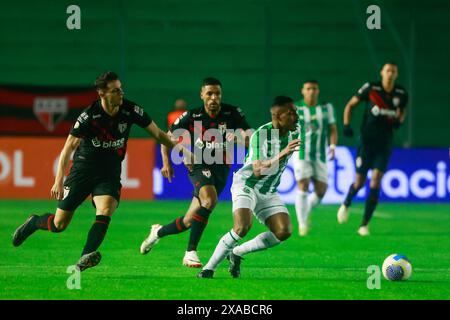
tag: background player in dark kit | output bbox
[337,62,408,236]
[12,71,193,271]
[140,77,253,267]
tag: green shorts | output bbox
[58,168,121,211]
[188,165,230,198]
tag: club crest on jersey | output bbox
[63,186,70,200]
[202,169,212,178]
[118,122,127,133]
[218,122,227,134]
[195,137,205,149]
[33,97,68,132]
[393,97,400,107]
[371,105,381,116]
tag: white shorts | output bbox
[231,176,289,224]
[293,157,328,183]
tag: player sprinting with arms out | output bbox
[337,62,408,236]
[140,77,252,268]
[198,96,303,278]
[293,80,337,236]
[12,71,192,271]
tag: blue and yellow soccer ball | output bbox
[382,254,413,281]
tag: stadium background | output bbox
[1,0,449,146]
[1,0,450,300]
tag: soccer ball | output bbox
[382,254,412,281]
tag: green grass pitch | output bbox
[1,200,449,300]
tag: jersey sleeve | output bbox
[355,82,371,101]
[326,103,336,125]
[70,111,90,138]
[170,111,190,132]
[232,107,251,130]
[130,104,152,128]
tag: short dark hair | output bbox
[95,71,119,90]
[202,77,222,87]
[383,61,398,68]
[303,79,319,85]
[272,96,293,108]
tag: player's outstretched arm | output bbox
[51,134,80,200]
[145,122,194,175]
[252,139,301,177]
[343,96,360,137]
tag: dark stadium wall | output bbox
[1,0,449,147]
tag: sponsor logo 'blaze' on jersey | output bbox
[70,99,152,173]
[356,81,408,142]
[170,103,251,166]
[295,99,336,163]
[235,122,304,194]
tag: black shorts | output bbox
[188,165,230,198]
[58,168,121,211]
[355,139,392,175]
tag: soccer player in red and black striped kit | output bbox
[140,77,253,267]
[337,62,408,236]
[12,71,193,271]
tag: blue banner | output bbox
[154,146,450,203]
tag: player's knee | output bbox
[233,224,251,238]
[96,208,114,216]
[53,220,68,231]
[273,228,291,241]
[316,188,327,198]
[370,178,382,189]
[182,216,192,228]
[200,197,217,210]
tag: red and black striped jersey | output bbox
[170,103,251,167]
[70,99,152,175]
[355,81,408,143]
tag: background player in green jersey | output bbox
[12,71,192,271]
[338,62,408,236]
[293,80,338,236]
[197,96,302,279]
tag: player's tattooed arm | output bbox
[51,134,81,200]
[252,139,301,177]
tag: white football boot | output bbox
[358,226,370,236]
[183,250,203,268]
[337,204,350,224]
[140,224,162,254]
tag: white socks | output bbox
[203,230,283,271]
[203,229,241,271]
[232,231,281,257]
[296,191,323,226]
[295,190,309,227]
[308,192,321,210]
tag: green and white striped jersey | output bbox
[234,122,304,194]
[295,99,335,162]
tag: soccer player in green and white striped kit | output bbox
[197,96,304,278]
[293,80,338,236]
